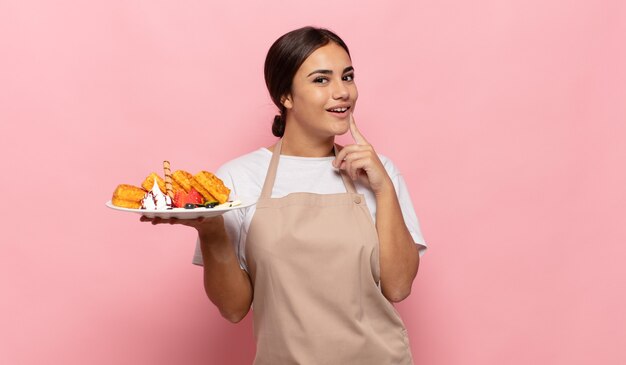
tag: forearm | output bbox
[198,218,253,323]
[375,179,420,302]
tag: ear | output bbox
[281,94,293,109]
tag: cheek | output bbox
[295,90,327,112]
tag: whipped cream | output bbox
[141,180,172,210]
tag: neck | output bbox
[272,131,335,157]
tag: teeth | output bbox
[330,107,348,112]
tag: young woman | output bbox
[143,26,427,364]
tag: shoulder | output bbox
[215,148,272,197]
[215,148,271,197]
[216,148,270,177]
[377,152,401,178]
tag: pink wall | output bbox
[2,0,625,364]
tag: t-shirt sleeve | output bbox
[192,168,247,268]
[383,157,428,257]
[392,173,427,257]
[191,209,246,267]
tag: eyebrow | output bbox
[307,66,354,77]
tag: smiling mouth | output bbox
[327,106,350,113]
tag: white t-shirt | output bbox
[193,148,427,271]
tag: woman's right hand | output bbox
[139,215,225,239]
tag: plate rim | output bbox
[105,197,255,218]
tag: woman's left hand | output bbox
[333,115,393,195]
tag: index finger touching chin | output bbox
[349,113,368,145]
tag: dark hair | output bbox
[264,26,351,137]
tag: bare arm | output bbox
[334,114,420,303]
[141,216,253,322]
[197,216,253,322]
[373,180,419,302]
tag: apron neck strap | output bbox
[260,139,357,199]
[260,139,283,199]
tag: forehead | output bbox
[298,42,352,73]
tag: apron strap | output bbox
[260,139,357,199]
[260,139,283,199]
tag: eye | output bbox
[313,77,329,84]
[343,73,355,82]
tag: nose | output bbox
[332,80,349,100]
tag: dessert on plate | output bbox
[110,161,239,211]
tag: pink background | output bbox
[2,0,625,364]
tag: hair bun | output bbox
[272,114,285,137]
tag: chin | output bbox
[330,123,350,136]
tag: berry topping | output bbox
[173,187,206,208]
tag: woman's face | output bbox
[283,42,358,138]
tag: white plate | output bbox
[105,198,255,219]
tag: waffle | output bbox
[142,172,182,194]
[111,184,146,209]
[194,171,230,204]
